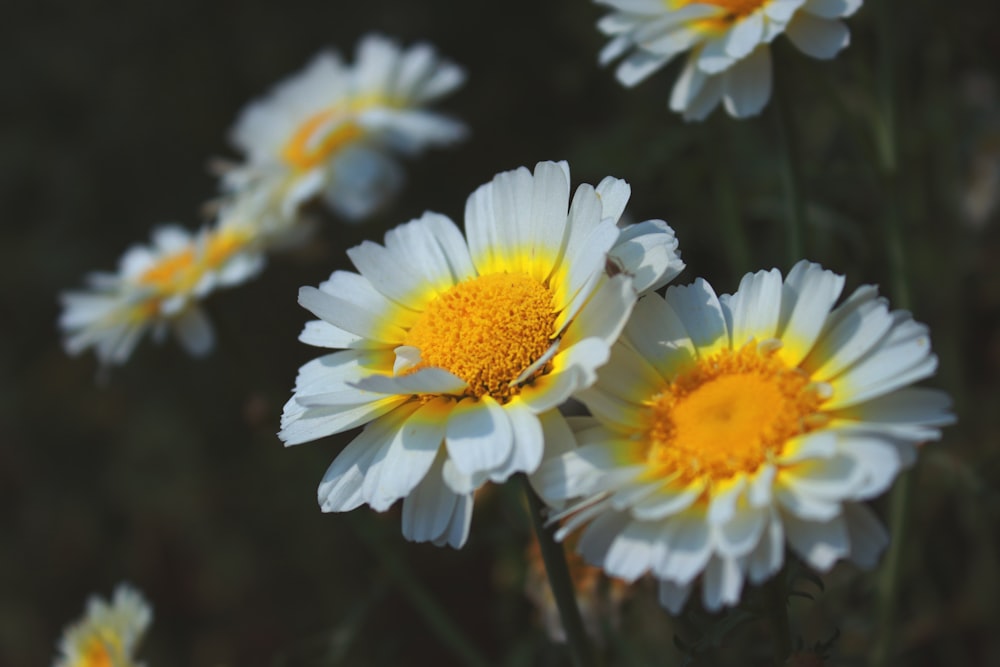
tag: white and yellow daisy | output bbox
[53,583,152,667]
[60,222,264,366]
[596,0,863,120]
[280,160,685,548]
[224,33,467,226]
[535,261,953,612]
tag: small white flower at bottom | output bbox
[53,583,152,667]
[534,261,954,612]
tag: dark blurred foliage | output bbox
[3,0,1000,665]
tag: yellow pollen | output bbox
[403,272,557,402]
[644,342,827,484]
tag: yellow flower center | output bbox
[77,636,116,667]
[281,108,365,171]
[137,227,252,295]
[403,272,557,402]
[644,342,827,484]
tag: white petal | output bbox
[658,509,713,585]
[402,451,459,543]
[663,278,729,356]
[723,267,783,347]
[361,397,450,511]
[722,46,772,119]
[747,510,785,583]
[716,505,767,558]
[616,50,672,87]
[782,511,849,570]
[776,261,844,366]
[624,292,698,378]
[785,15,850,60]
[487,399,544,481]
[724,11,764,60]
[842,502,889,568]
[607,219,685,294]
[445,396,514,476]
[803,0,863,18]
[317,401,420,512]
[701,556,745,611]
[603,519,663,581]
[353,367,468,396]
[632,482,703,520]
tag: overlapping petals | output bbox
[596,0,863,120]
[535,260,953,611]
[222,33,467,233]
[59,223,264,367]
[281,160,685,547]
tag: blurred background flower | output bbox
[3,0,999,665]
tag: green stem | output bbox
[772,60,807,266]
[873,1,914,665]
[519,475,598,667]
[347,514,491,667]
[765,573,792,666]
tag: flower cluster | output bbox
[59,34,465,368]
[281,158,952,613]
[52,584,152,667]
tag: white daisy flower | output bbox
[596,0,863,120]
[60,222,264,366]
[53,583,152,667]
[224,33,467,226]
[280,160,685,548]
[535,261,954,612]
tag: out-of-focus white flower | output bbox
[596,0,863,120]
[536,261,953,612]
[60,223,264,366]
[223,33,467,229]
[53,583,152,667]
[280,161,684,548]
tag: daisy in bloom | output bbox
[280,160,684,548]
[60,221,264,366]
[535,261,954,612]
[596,0,863,120]
[53,583,152,667]
[223,33,467,230]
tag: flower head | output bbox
[53,583,152,667]
[60,222,264,366]
[224,33,467,227]
[536,262,953,612]
[280,160,684,548]
[596,0,863,120]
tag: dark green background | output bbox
[3,1,999,664]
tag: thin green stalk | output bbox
[764,573,792,666]
[872,1,914,665]
[518,475,599,667]
[772,61,807,266]
[347,514,491,667]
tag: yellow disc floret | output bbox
[281,108,365,171]
[404,272,557,402]
[645,342,828,484]
[137,227,252,296]
[77,637,116,667]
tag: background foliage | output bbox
[3,0,999,664]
